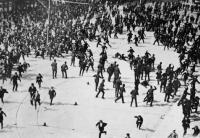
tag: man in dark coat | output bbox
[0,87,8,104]
[172,78,181,96]
[127,47,134,55]
[125,133,131,138]
[28,83,37,105]
[192,126,200,136]
[157,62,162,72]
[17,62,24,78]
[114,64,121,79]
[86,56,94,72]
[135,115,143,129]
[107,64,114,82]
[127,31,133,43]
[33,92,41,110]
[182,117,190,135]
[164,81,174,102]
[96,120,107,138]
[135,78,140,92]
[79,59,87,76]
[115,84,126,103]
[144,64,151,81]
[49,87,56,105]
[144,86,156,106]
[97,63,104,78]
[156,70,162,85]
[0,107,6,129]
[11,72,21,91]
[36,73,43,88]
[96,79,105,99]
[51,59,57,79]
[93,74,103,91]
[134,35,138,46]
[130,89,138,107]
[61,61,68,78]
[115,77,122,98]
[96,37,102,47]
[160,73,167,92]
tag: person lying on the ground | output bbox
[114,52,128,61]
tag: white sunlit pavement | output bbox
[0,28,200,138]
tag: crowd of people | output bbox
[0,0,200,137]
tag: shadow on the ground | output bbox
[140,127,155,132]
[139,103,170,107]
[42,101,76,106]
[40,86,50,90]
[4,101,21,104]
[22,73,37,80]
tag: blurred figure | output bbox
[134,115,143,130]
[168,130,178,138]
[49,87,56,105]
[96,120,107,138]
[0,108,6,129]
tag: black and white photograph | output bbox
[0,0,200,137]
